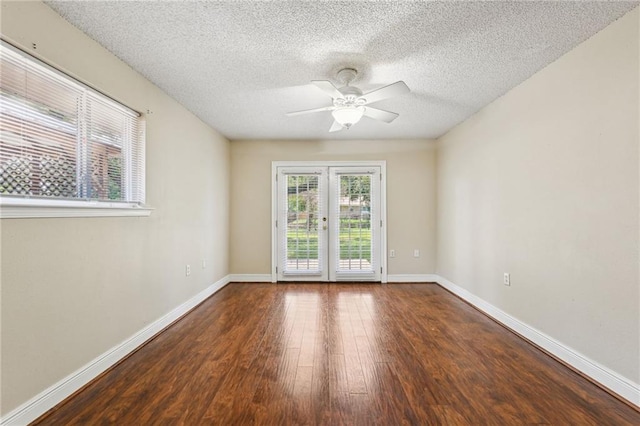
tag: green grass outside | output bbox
[286,227,372,261]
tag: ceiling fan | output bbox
[286,68,410,132]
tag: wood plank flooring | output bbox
[35,283,640,425]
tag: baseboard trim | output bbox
[1,275,231,426]
[435,275,640,408]
[387,274,439,283]
[229,274,273,282]
[229,273,440,284]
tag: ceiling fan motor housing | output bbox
[335,86,365,107]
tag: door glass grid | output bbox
[285,175,320,273]
[338,174,372,272]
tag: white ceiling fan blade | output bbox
[363,107,399,123]
[329,121,344,132]
[312,80,344,99]
[360,81,410,105]
[286,106,334,116]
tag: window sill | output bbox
[0,197,153,219]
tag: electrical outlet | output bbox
[186,264,191,276]
[413,249,420,258]
[390,249,396,258]
[504,273,510,286]
[202,259,206,269]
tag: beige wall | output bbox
[230,139,437,276]
[0,1,230,415]
[437,7,639,384]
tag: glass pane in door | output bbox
[337,174,373,273]
[284,174,322,274]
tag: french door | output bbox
[273,163,385,282]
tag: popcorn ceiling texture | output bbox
[46,1,638,140]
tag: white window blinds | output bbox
[0,42,145,204]
[281,173,324,275]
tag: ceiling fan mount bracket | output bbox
[336,67,358,86]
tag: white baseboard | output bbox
[436,275,640,408]
[229,274,273,282]
[387,274,439,283]
[230,274,441,284]
[0,275,231,426]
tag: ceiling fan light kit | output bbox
[332,106,365,128]
[286,67,410,132]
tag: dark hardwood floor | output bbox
[35,283,639,425]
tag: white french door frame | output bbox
[271,160,387,283]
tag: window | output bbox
[0,41,149,218]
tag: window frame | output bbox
[0,40,151,219]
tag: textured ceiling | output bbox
[46,1,638,141]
